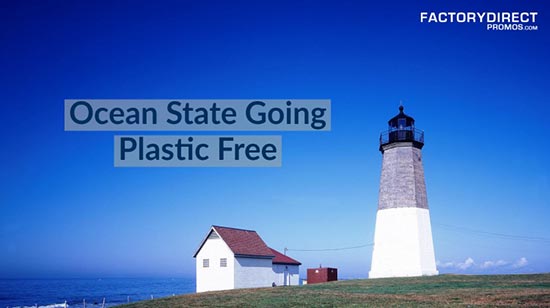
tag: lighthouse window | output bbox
[398,118,406,129]
[203,259,209,268]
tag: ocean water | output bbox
[0,278,195,308]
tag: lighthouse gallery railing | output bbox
[379,128,424,146]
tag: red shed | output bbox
[307,267,338,284]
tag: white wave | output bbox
[11,303,68,308]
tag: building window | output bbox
[203,259,209,268]
[220,258,227,267]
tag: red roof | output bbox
[210,226,274,258]
[193,226,301,265]
[269,248,301,265]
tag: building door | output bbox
[284,266,289,286]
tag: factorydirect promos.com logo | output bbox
[420,11,539,31]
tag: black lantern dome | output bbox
[379,105,424,152]
[388,105,415,128]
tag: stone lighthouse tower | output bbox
[369,106,438,278]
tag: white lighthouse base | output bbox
[369,207,438,278]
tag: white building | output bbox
[194,225,301,292]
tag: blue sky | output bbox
[1,0,549,279]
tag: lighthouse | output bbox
[369,106,438,278]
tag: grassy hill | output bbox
[120,274,550,307]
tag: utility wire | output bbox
[285,223,550,253]
[433,223,550,243]
[286,243,373,252]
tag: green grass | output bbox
[119,274,550,307]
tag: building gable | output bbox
[193,225,275,259]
